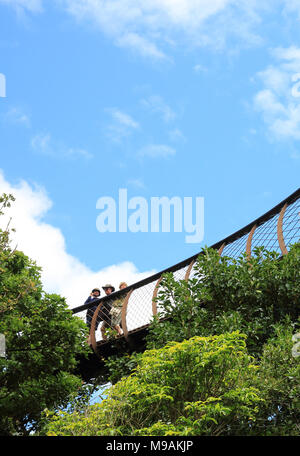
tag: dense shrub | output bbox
[42,332,263,436]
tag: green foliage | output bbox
[105,244,299,387]
[42,332,263,436]
[85,242,299,436]
[250,319,300,435]
[103,351,143,385]
[5,191,295,438]
[0,194,90,435]
[147,244,300,355]
[41,242,300,436]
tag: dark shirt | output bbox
[85,296,100,329]
[85,296,112,329]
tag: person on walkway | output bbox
[110,282,128,336]
[85,288,101,345]
[100,284,115,340]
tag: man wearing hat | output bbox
[102,283,115,293]
[100,284,115,340]
[85,288,101,345]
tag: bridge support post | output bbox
[277,203,288,256]
[121,289,133,342]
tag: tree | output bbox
[103,244,300,385]
[250,320,300,435]
[41,332,263,436]
[41,245,300,436]
[0,194,90,435]
[146,244,300,355]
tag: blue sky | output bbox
[0,0,299,308]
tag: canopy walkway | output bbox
[73,188,300,381]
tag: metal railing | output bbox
[72,188,300,354]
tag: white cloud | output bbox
[31,132,51,151]
[109,108,139,129]
[2,106,30,127]
[193,64,208,73]
[105,108,140,143]
[141,95,176,123]
[3,0,295,59]
[126,178,146,189]
[60,0,267,58]
[31,132,93,159]
[168,128,186,143]
[0,0,42,13]
[0,171,156,312]
[6,0,300,61]
[253,46,300,142]
[138,144,176,158]
[282,0,300,18]
[116,32,168,60]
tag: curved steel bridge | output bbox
[73,188,300,380]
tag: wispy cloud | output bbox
[168,128,186,143]
[141,95,176,123]
[105,108,140,143]
[193,64,208,73]
[253,46,300,143]
[116,32,168,60]
[5,0,299,61]
[109,108,139,129]
[31,132,92,159]
[60,0,268,59]
[138,144,176,159]
[126,178,146,189]
[2,106,30,127]
[0,0,43,13]
[5,1,300,61]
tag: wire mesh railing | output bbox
[72,188,300,354]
